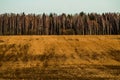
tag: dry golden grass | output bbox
[0,35,120,79]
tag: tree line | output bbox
[0,12,120,35]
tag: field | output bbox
[0,35,120,80]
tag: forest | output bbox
[0,12,120,35]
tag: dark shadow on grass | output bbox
[108,49,120,62]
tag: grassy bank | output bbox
[0,35,120,79]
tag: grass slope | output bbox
[0,35,120,79]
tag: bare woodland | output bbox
[0,12,120,35]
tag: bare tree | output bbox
[0,12,119,35]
